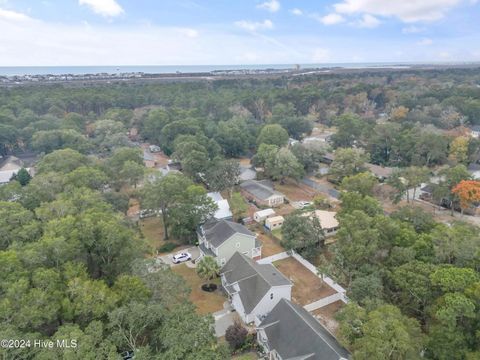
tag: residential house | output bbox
[240,180,284,207]
[239,166,257,182]
[265,216,284,231]
[143,150,156,168]
[304,210,339,237]
[257,298,350,360]
[197,219,262,266]
[0,156,31,185]
[220,252,292,324]
[207,192,233,221]
[365,163,394,182]
[468,163,480,180]
[320,152,336,165]
[254,208,276,223]
[469,125,480,139]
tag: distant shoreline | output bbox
[1,62,480,87]
[1,62,480,77]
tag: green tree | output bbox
[291,142,325,173]
[281,213,325,259]
[328,148,368,183]
[351,305,424,360]
[14,168,32,186]
[120,160,145,188]
[256,124,289,147]
[270,147,305,183]
[341,171,377,196]
[37,148,89,174]
[196,256,220,286]
[332,113,366,148]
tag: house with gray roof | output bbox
[197,219,262,266]
[257,298,350,360]
[240,180,284,207]
[220,252,292,324]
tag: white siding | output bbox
[231,293,248,322]
[250,285,292,323]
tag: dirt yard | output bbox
[172,264,225,315]
[256,231,285,257]
[273,257,336,306]
[311,300,344,335]
[275,180,319,201]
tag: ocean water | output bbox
[0,63,418,76]
[0,62,477,76]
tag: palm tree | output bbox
[196,256,220,288]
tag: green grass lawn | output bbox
[271,228,282,240]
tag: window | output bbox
[236,242,240,248]
[270,293,273,300]
[220,258,226,266]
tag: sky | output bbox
[0,0,479,66]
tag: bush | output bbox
[225,321,248,350]
[158,242,177,253]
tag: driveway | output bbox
[159,246,200,267]
[213,308,236,337]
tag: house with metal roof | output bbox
[197,219,262,266]
[207,192,233,221]
[220,252,292,325]
[240,180,284,207]
[257,298,350,360]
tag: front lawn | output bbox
[172,264,225,315]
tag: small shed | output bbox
[265,216,284,230]
[254,208,276,223]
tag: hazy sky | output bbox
[0,0,479,66]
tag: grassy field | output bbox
[139,217,180,254]
[172,264,225,315]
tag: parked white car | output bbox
[298,201,312,209]
[172,252,192,264]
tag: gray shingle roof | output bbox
[221,252,291,313]
[202,219,254,248]
[240,180,283,201]
[259,298,350,360]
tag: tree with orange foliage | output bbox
[451,180,480,215]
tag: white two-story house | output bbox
[220,252,292,325]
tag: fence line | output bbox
[304,293,344,311]
[256,251,290,264]
[257,250,348,305]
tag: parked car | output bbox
[298,201,313,209]
[172,252,192,264]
